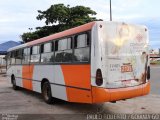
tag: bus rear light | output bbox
[96,69,103,86]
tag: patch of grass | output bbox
[150,61,160,65]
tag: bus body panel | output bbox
[7,65,23,87]
[7,64,92,103]
[32,65,68,100]
[61,64,92,103]
[91,23,101,87]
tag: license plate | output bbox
[121,65,133,73]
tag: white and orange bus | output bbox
[7,21,150,104]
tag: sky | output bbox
[0,0,160,49]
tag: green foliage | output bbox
[150,60,160,65]
[21,4,102,43]
[21,32,39,42]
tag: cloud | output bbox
[0,0,52,42]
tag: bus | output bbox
[6,21,150,104]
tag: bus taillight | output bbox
[96,69,103,86]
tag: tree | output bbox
[21,4,102,43]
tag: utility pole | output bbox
[110,0,112,21]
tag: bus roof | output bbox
[8,21,96,52]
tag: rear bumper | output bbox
[92,82,150,103]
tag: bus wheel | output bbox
[11,76,19,90]
[42,81,53,104]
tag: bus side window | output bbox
[40,42,54,63]
[55,41,58,51]
[7,52,11,66]
[15,49,22,64]
[51,42,54,52]
[73,33,90,62]
[30,45,40,63]
[22,48,30,64]
[55,38,73,63]
[74,33,89,48]
[40,44,44,53]
[11,51,16,65]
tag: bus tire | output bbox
[42,81,53,104]
[11,76,19,90]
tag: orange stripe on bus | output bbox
[142,82,150,95]
[109,85,143,102]
[22,65,34,90]
[92,87,110,103]
[61,65,91,89]
[61,65,91,103]
[67,88,92,103]
[92,82,150,103]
